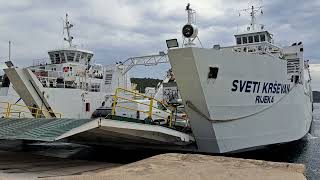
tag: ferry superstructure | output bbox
[0,14,132,119]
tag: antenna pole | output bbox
[186,3,195,25]
[187,7,192,24]
[8,41,11,61]
[250,6,256,31]
[239,5,263,32]
[64,13,74,47]
[66,14,71,46]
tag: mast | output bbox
[64,13,74,47]
[239,5,263,32]
[250,6,256,31]
[186,3,194,25]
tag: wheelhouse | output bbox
[48,49,93,66]
[235,31,273,45]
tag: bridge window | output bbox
[49,54,54,63]
[254,35,260,42]
[242,36,247,44]
[54,53,61,64]
[248,36,253,43]
[260,34,266,42]
[66,52,75,62]
[75,53,80,62]
[236,37,242,44]
[87,55,92,62]
[60,52,66,63]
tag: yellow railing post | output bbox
[35,109,39,118]
[148,98,153,119]
[6,104,12,118]
[169,113,173,128]
[111,88,119,115]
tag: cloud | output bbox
[0,0,319,78]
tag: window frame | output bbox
[236,37,242,45]
[254,35,260,42]
[242,36,248,44]
[248,36,253,43]
[260,34,266,42]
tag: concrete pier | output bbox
[48,153,306,180]
[0,151,306,180]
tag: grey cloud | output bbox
[0,0,319,78]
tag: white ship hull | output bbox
[168,47,313,153]
[1,65,131,119]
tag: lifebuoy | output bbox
[63,67,69,72]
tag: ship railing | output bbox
[31,68,102,91]
[31,67,90,79]
[0,102,62,119]
[32,59,49,67]
[111,87,176,128]
[31,68,65,79]
[227,42,282,57]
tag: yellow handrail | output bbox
[0,102,10,117]
[9,103,62,118]
[112,87,176,127]
[0,102,62,119]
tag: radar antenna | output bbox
[182,3,202,47]
[63,13,74,47]
[239,5,264,32]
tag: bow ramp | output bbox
[0,118,194,146]
[4,68,57,118]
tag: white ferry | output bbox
[166,4,313,152]
[0,14,169,119]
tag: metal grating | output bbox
[287,58,300,74]
[0,118,93,141]
[104,71,113,85]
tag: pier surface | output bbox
[0,151,306,180]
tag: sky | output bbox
[0,0,320,79]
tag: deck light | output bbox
[166,39,179,49]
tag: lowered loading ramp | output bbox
[0,118,195,148]
[0,118,94,141]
